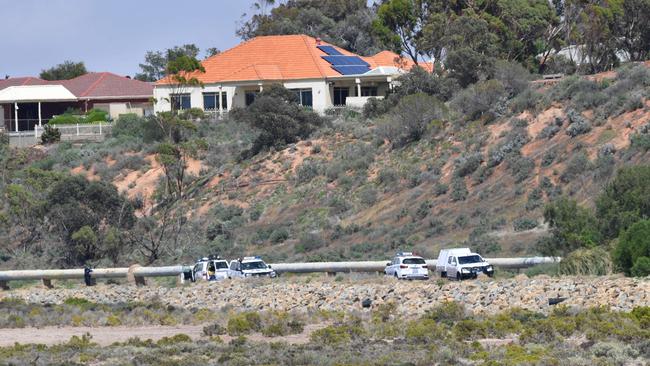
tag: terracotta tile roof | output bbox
[61,72,153,99]
[0,73,153,100]
[0,77,53,89]
[156,34,424,85]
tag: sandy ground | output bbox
[0,323,324,347]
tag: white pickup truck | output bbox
[436,248,494,280]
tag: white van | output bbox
[436,248,493,280]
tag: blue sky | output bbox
[0,0,258,78]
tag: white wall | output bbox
[153,86,172,113]
[154,85,235,113]
[154,79,352,115]
[283,80,331,114]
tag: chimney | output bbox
[316,37,322,46]
[4,75,8,80]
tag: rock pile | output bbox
[2,275,648,315]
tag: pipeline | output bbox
[0,257,560,289]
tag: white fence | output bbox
[8,122,112,147]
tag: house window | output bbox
[333,87,349,106]
[203,92,228,111]
[289,88,313,107]
[171,94,191,110]
[245,92,258,106]
[360,87,378,97]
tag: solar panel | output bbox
[322,56,370,66]
[331,65,371,75]
[317,45,343,55]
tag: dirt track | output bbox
[0,324,323,347]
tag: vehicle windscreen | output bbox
[402,258,426,265]
[458,255,482,264]
[214,261,228,269]
[241,261,267,270]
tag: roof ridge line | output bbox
[302,35,328,79]
[79,72,107,97]
[216,64,259,83]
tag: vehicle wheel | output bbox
[487,272,494,278]
[394,273,399,280]
[456,273,461,281]
[441,271,447,278]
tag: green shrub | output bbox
[454,153,483,177]
[203,322,226,336]
[451,79,507,122]
[41,124,61,144]
[614,220,650,276]
[559,247,613,275]
[424,302,466,325]
[295,232,325,253]
[362,97,394,119]
[310,322,365,345]
[493,60,532,97]
[511,88,541,113]
[376,93,446,148]
[357,186,378,206]
[269,227,289,243]
[112,113,144,138]
[405,318,446,344]
[540,197,601,256]
[450,177,468,201]
[235,85,325,157]
[434,182,449,196]
[506,154,535,183]
[295,160,322,184]
[631,133,650,152]
[597,166,650,239]
[49,113,82,125]
[84,109,108,123]
[513,218,538,232]
[560,152,592,183]
[631,257,650,277]
[227,312,262,336]
[180,108,205,120]
[156,334,192,346]
[565,109,592,137]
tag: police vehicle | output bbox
[384,252,429,280]
[228,256,277,279]
[191,256,230,282]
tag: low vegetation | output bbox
[0,300,647,365]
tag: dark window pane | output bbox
[221,93,228,110]
[301,90,313,107]
[181,95,191,110]
[203,93,216,110]
[245,92,257,106]
[334,87,349,105]
[361,87,377,97]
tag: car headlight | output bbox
[486,266,494,271]
[461,268,470,273]
[244,273,252,277]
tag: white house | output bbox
[154,35,430,115]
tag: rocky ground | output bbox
[2,275,648,316]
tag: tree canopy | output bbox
[237,0,382,55]
[135,44,202,82]
[39,61,87,80]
